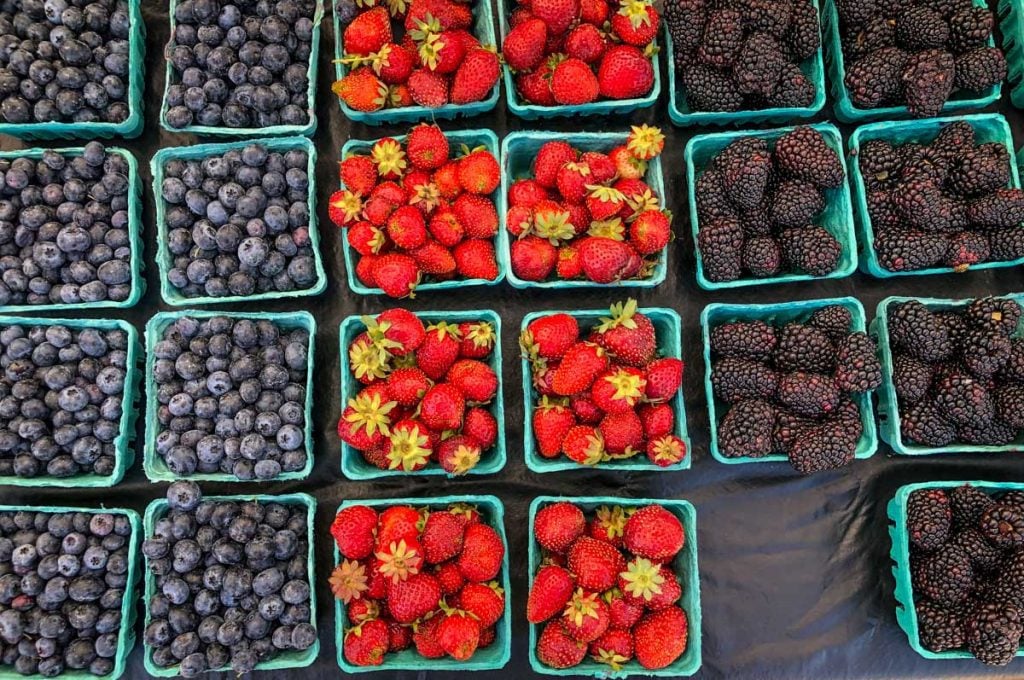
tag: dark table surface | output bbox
[6,2,1024,678]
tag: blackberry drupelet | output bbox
[906,488,952,551]
[917,544,974,606]
[954,48,1008,93]
[808,305,853,340]
[965,603,1023,666]
[917,601,965,653]
[710,320,778,360]
[770,180,824,228]
[718,398,775,458]
[934,372,995,426]
[698,218,745,282]
[711,357,778,403]
[835,332,882,393]
[779,225,842,276]
[966,298,1022,336]
[892,355,934,404]
[845,47,908,108]
[901,49,956,118]
[774,127,845,188]
[979,504,1024,549]
[773,324,835,373]
[895,7,950,51]
[901,400,957,447]
[962,328,1011,379]
[888,301,953,363]
[733,33,787,98]
[950,484,996,529]
[698,9,745,69]
[787,422,857,474]
[777,372,840,418]
[742,236,782,277]
[1001,491,1024,514]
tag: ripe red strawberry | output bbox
[371,307,426,356]
[551,342,608,395]
[435,561,465,595]
[610,0,659,46]
[422,511,466,563]
[567,536,625,592]
[416,322,463,380]
[388,621,413,652]
[370,138,407,181]
[534,501,585,552]
[447,359,498,403]
[562,589,610,643]
[413,614,446,658]
[503,18,548,72]
[537,621,587,669]
[329,189,363,227]
[340,155,379,196]
[523,313,580,360]
[420,383,465,431]
[610,145,646,180]
[389,83,414,107]
[509,179,550,208]
[570,393,603,424]
[585,185,626,221]
[458,150,500,195]
[607,589,644,629]
[433,161,462,199]
[623,504,685,561]
[366,557,389,599]
[551,57,599,105]
[460,582,505,628]
[580,0,609,25]
[614,177,656,213]
[378,505,422,547]
[463,407,498,448]
[641,362,681,407]
[374,253,421,298]
[386,205,427,250]
[331,559,370,605]
[372,43,415,85]
[347,221,386,257]
[634,606,688,669]
[503,205,531,239]
[578,237,638,284]
[588,505,627,547]
[516,61,556,105]
[646,566,682,610]
[363,194,398,227]
[638,402,674,439]
[331,505,378,559]
[383,419,433,471]
[343,618,390,667]
[594,299,656,366]
[532,0,580,35]
[589,628,634,670]
[533,398,577,459]
[598,410,644,455]
[535,141,577,188]
[437,609,481,660]
[405,0,473,31]
[411,241,457,276]
[591,367,647,413]
[457,522,504,582]
[453,239,500,280]
[598,44,653,99]
[531,199,574,243]
[555,162,591,205]
[339,386,397,451]
[556,244,583,278]
[408,68,449,107]
[334,67,388,112]
[406,124,450,170]
[385,367,430,407]
[346,598,378,624]
[565,24,606,63]
[354,254,380,287]
[452,47,500,104]
[458,322,495,359]
[532,359,558,396]
[453,194,499,238]
[437,435,482,474]
[630,209,671,255]
[428,210,464,247]
[527,565,576,623]
[388,572,442,623]
[417,30,466,74]
[511,236,557,281]
[562,425,605,465]
[343,6,393,56]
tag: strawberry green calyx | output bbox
[594,647,630,671]
[426,321,462,342]
[588,218,625,241]
[627,123,665,161]
[587,184,626,204]
[648,435,686,466]
[375,538,423,582]
[618,557,665,601]
[625,189,662,216]
[534,206,575,244]
[448,503,480,524]
[331,190,364,225]
[417,33,446,71]
[464,322,496,352]
[349,335,392,382]
[597,298,641,332]
[361,316,405,354]
[563,588,603,626]
[371,138,407,178]
[386,423,432,471]
[593,505,628,541]
[330,559,369,603]
[384,0,407,16]
[410,182,441,212]
[409,14,442,43]
[344,391,398,438]
[603,368,646,404]
[618,0,654,28]
[370,43,398,76]
[447,441,481,475]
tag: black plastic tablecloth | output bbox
[6,2,1024,678]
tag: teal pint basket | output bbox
[496,0,660,120]
[520,306,690,472]
[686,122,857,290]
[160,1,323,137]
[501,131,668,289]
[527,496,702,677]
[340,130,507,295]
[142,310,316,482]
[338,309,506,479]
[0,2,145,140]
[665,5,827,127]
[333,495,511,673]
[0,146,144,314]
[150,136,326,307]
[701,297,879,466]
[872,294,1024,456]
[824,0,1001,123]
[333,2,499,124]
[0,505,141,680]
[849,113,1023,278]
[1000,0,1024,108]
[888,480,1024,661]
[0,317,141,489]
[142,493,319,676]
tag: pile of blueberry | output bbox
[152,314,310,481]
[0,322,132,480]
[163,0,316,130]
[0,141,135,308]
[0,0,135,125]
[143,482,316,677]
[0,508,137,677]
[159,142,319,301]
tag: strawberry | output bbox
[447,359,498,402]
[532,200,574,243]
[343,619,390,666]
[356,254,381,287]
[555,162,592,204]
[578,237,637,283]
[527,565,576,623]
[363,193,398,227]
[458,150,500,195]
[420,383,465,431]
[433,161,462,198]
[388,572,441,623]
[437,608,481,660]
[561,589,610,643]
[537,621,587,669]
[533,397,577,458]
[645,357,683,401]
[348,334,390,386]
[565,24,606,63]
[389,83,415,107]
[634,607,688,670]
[428,209,464,247]
[435,561,465,595]
[522,313,579,359]
[463,407,498,448]
[371,307,427,356]
[413,614,446,658]
[588,505,627,547]
[457,522,504,582]
[340,155,379,196]
[385,367,430,407]
[449,503,482,526]
[453,194,499,238]
[585,185,626,221]
[590,366,646,413]
[511,236,557,281]
[610,145,647,180]
[509,179,549,209]
[503,18,548,71]
[411,241,457,276]
[346,598,378,623]
[458,322,496,359]
[516,61,556,105]
[580,151,616,183]
[562,425,605,465]
[388,621,413,652]
[556,244,583,278]
[534,501,586,552]
[566,536,624,591]
[408,68,449,107]
[532,0,580,36]
[405,0,473,32]
[378,505,422,546]
[374,254,420,298]
[570,393,603,424]
[535,141,577,188]
[366,557,390,599]
[344,6,393,56]
[627,123,666,160]
[416,322,462,379]
[384,419,434,471]
[331,505,378,559]
[329,189,363,227]
[406,124,450,170]
[589,628,634,670]
[647,566,682,610]
[375,535,424,583]
[453,239,500,280]
[598,409,643,455]
[339,387,398,451]
[532,359,558,396]
[595,299,656,366]
[372,43,416,85]
[580,0,609,25]
[629,209,671,255]
[334,67,389,112]
[330,559,369,604]
[421,511,466,563]
[452,47,500,104]
[638,402,674,439]
[417,30,466,74]
[598,44,654,99]
[460,582,505,628]
[386,205,428,250]
[606,588,644,629]
[551,342,608,395]
[437,435,482,474]
[610,0,659,46]
[371,138,408,181]
[618,556,666,603]
[551,57,599,105]
[623,504,685,561]
[348,221,386,257]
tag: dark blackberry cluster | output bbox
[0,508,135,676]
[889,297,1024,448]
[861,121,1024,273]
[0,322,130,480]
[839,0,1006,117]
[143,482,317,676]
[696,127,845,283]
[152,315,309,481]
[711,305,881,473]
[907,484,1024,666]
[0,142,135,307]
[163,0,316,130]
[0,0,134,125]
[159,143,318,300]
[667,0,820,112]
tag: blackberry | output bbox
[996,385,1024,429]
[966,297,1022,336]
[785,0,821,61]
[697,218,745,282]
[957,418,1017,446]
[710,320,778,361]
[937,311,971,349]
[932,120,977,160]
[979,504,1024,549]
[831,398,865,443]
[695,170,737,222]
[787,421,857,474]
[967,188,1024,228]
[835,0,879,29]
[946,144,1011,198]
[888,301,952,363]
[988,228,1024,262]
[808,305,853,340]
[1002,339,1024,382]
[733,33,787,98]
[697,9,745,69]
[773,408,813,453]
[767,63,817,108]
[740,199,774,236]
[894,7,949,51]
[917,601,965,653]
[665,0,708,62]
[962,328,1011,379]
[893,354,934,404]
[1001,491,1024,513]
[930,0,974,20]
[954,47,1007,93]
[845,47,908,109]
[682,64,746,112]
[779,225,842,277]
[858,140,902,191]
[906,488,952,551]
[950,484,996,529]
[711,357,778,403]
[935,372,995,426]
[844,18,897,61]
[773,324,835,373]
[718,398,775,458]
[739,0,793,34]
[900,145,952,184]
[951,529,1002,572]
[777,372,840,418]
[917,544,974,606]
[866,191,901,232]
[987,552,1024,609]
[891,178,957,232]
[901,400,957,447]
[944,231,990,271]
[965,603,1023,666]
[770,180,824,227]
[742,236,782,277]
[901,49,956,118]
[715,137,773,211]
[775,127,845,189]
[948,7,993,53]
[835,332,882,393]
[875,230,949,272]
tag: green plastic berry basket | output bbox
[527,496,702,677]
[823,0,1001,123]
[849,113,1024,278]
[333,494,511,673]
[520,306,690,472]
[0,146,144,314]
[887,480,1024,661]
[339,129,508,295]
[0,504,141,680]
[872,294,1024,456]
[500,131,668,290]
[150,136,326,307]
[495,0,660,120]
[664,3,827,128]
[685,122,857,290]
[142,309,316,483]
[338,309,506,480]
[333,2,499,124]
[0,316,141,489]
[0,1,146,140]
[160,0,323,137]
[701,297,879,467]
[142,493,319,677]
